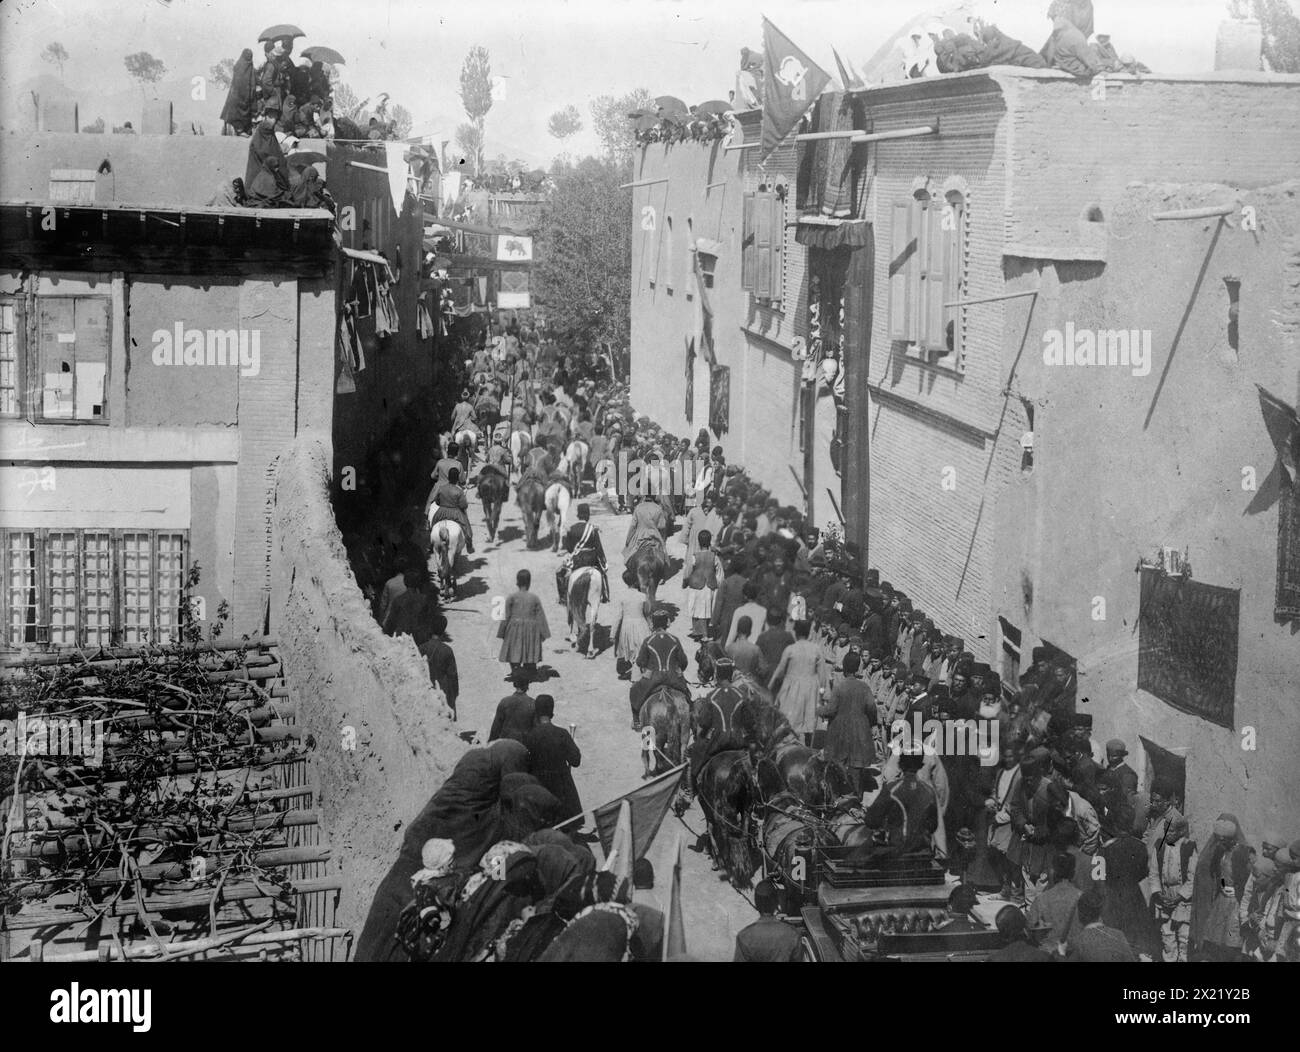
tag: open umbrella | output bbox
[632,113,659,135]
[694,100,731,116]
[301,45,345,65]
[258,24,306,42]
[655,95,688,114]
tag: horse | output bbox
[760,791,839,914]
[477,469,510,543]
[427,519,465,598]
[563,438,589,498]
[544,479,573,552]
[622,535,670,606]
[566,565,603,658]
[756,743,854,810]
[508,428,533,483]
[637,683,691,779]
[694,638,726,685]
[441,428,478,480]
[696,750,761,889]
[516,477,546,549]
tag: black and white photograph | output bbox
[0,0,1296,1013]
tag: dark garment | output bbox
[863,776,938,854]
[353,740,529,961]
[244,123,290,207]
[711,572,747,638]
[1041,23,1100,77]
[630,902,665,961]
[220,49,257,134]
[979,25,1047,68]
[419,635,459,713]
[524,721,583,821]
[818,676,876,769]
[986,940,1054,962]
[755,627,794,679]
[860,611,886,658]
[1101,835,1161,959]
[726,638,763,680]
[384,588,433,640]
[490,691,537,744]
[734,916,801,962]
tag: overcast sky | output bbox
[0,0,1281,161]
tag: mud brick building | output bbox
[0,132,336,646]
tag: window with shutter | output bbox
[921,197,949,353]
[741,193,755,291]
[37,295,109,422]
[753,193,774,300]
[768,193,784,306]
[0,299,21,417]
[888,200,915,342]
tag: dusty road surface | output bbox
[437,473,760,962]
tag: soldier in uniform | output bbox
[630,609,690,724]
[556,503,608,606]
[688,657,747,794]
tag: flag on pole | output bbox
[608,799,634,898]
[1257,384,1299,485]
[761,17,832,161]
[662,834,687,961]
[832,47,864,90]
[554,763,686,865]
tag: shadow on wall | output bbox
[273,432,465,952]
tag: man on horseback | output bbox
[450,388,477,437]
[631,609,690,728]
[557,503,608,605]
[428,466,475,554]
[432,442,462,487]
[622,492,668,560]
[687,657,748,798]
[481,432,512,483]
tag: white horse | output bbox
[427,515,466,598]
[566,565,604,659]
[544,475,572,553]
[509,428,533,484]
[564,438,590,498]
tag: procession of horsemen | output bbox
[358,330,1296,963]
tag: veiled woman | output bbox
[353,739,529,961]
[1190,812,1251,960]
[219,49,256,135]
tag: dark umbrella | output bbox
[258,24,306,42]
[655,95,687,113]
[694,100,732,116]
[301,45,345,65]
[632,114,659,134]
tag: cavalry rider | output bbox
[450,388,477,437]
[481,432,512,484]
[859,744,938,857]
[631,609,690,727]
[622,492,668,560]
[432,442,462,487]
[687,657,748,797]
[474,382,502,432]
[519,443,554,489]
[427,465,475,554]
[557,502,608,605]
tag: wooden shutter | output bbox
[767,193,784,306]
[921,199,949,352]
[887,200,914,342]
[741,193,756,292]
[753,192,774,300]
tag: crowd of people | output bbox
[346,317,1297,962]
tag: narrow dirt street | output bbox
[437,473,758,962]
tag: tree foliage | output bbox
[124,51,166,96]
[41,41,69,79]
[332,81,363,119]
[392,103,413,139]
[459,45,494,125]
[455,122,484,174]
[589,88,654,162]
[533,155,632,353]
[1255,0,1300,71]
[547,104,583,140]
[82,116,105,134]
[209,57,234,90]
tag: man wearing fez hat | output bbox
[862,741,939,857]
[860,591,887,659]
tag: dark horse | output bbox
[478,470,509,543]
[516,477,546,549]
[637,683,690,779]
[734,696,854,808]
[622,535,671,606]
[761,791,839,914]
[697,749,761,889]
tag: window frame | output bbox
[0,527,189,650]
[0,295,23,419]
[33,292,112,425]
[888,187,968,373]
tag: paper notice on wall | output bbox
[75,361,106,418]
[57,332,76,343]
[42,371,73,419]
